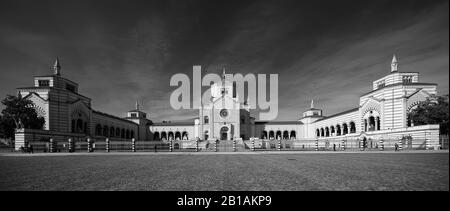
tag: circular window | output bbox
[220,109,228,118]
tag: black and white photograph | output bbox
[0,0,448,205]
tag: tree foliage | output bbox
[408,95,449,135]
[0,94,45,139]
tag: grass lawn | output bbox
[0,152,448,191]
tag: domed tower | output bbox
[126,100,152,140]
[299,100,324,138]
[301,100,323,119]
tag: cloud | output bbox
[0,0,447,122]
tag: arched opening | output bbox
[343,123,348,135]
[110,127,115,137]
[175,131,181,140]
[116,128,120,137]
[153,132,160,140]
[161,132,167,140]
[283,131,289,139]
[269,131,275,139]
[376,117,381,130]
[182,131,188,140]
[77,119,83,133]
[316,129,320,137]
[350,122,356,133]
[368,116,375,131]
[71,119,76,133]
[103,125,109,137]
[261,131,268,139]
[204,131,209,140]
[126,129,130,139]
[290,131,296,139]
[320,128,324,137]
[121,129,125,138]
[220,127,228,140]
[276,131,282,140]
[325,127,330,137]
[330,126,335,136]
[95,124,102,136]
[168,131,174,141]
[336,125,341,136]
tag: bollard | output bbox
[233,140,236,152]
[360,139,364,151]
[315,140,319,151]
[379,140,384,151]
[169,140,173,152]
[278,140,281,151]
[196,139,199,152]
[215,140,218,152]
[106,138,110,152]
[251,139,255,152]
[49,138,54,153]
[68,138,73,153]
[341,140,345,151]
[87,138,92,152]
[398,140,402,151]
[132,138,136,152]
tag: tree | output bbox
[408,95,449,135]
[0,93,45,140]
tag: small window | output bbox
[377,81,385,89]
[204,116,209,124]
[131,113,137,117]
[313,111,319,115]
[403,76,412,84]
[38,80,49,87]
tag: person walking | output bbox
[333,144,336,151]
[395,143,398,151]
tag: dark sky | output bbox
[0,0,448,121]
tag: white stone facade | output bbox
[15,59,150,149]
[14,55,441,150]
[149,55,441,149]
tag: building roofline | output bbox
[361,82,437,97]
[34,75,79,86]
[314,107,359,123]
[92,110,138,125]
[151,121,195,126]
[254,120,303,125]
[17,86,92,100]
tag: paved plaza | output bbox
[0,151,448,191]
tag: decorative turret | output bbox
[53,57,61,76]
[135,100,140,111]
[222,68,226,80]
[391,54,398,72]
[301,99,322,119]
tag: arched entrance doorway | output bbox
[220,127,228,140]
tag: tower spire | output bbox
[311,99,314,109]
[135,100,140,111]
[391,54,398,72]
[53,57,61,76]
[222,67,226,80]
